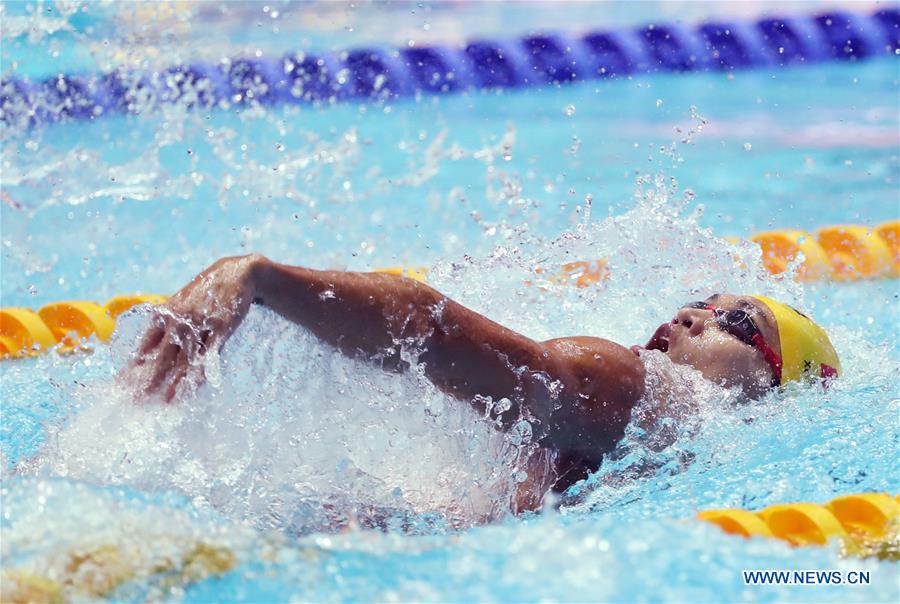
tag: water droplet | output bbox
[564,104,576,116]
[511,420,532,445]
[655,98,663,108]
[493,397,512,414]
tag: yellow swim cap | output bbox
[750,296,841,385]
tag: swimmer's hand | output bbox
[125,255,264,401]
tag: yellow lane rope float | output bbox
[698,492,899,558]
[1,541,237,603]
[753,220,897,280]
[0,295,167,359]
[1,221,896,360]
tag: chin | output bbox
[667,347,701,369]
[666,352,690,367]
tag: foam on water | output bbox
[22,303,536,533]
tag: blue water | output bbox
[1,2,898,602]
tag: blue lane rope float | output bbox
[1,8,897,126]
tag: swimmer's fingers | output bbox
[132,314,168,366]
[119,314,170,392]
[191,330,216,387]
[162,324,210,401]
[144,328,183,398]
[131,313,215,400]
[164,349,190,402]
[136,326,165,359]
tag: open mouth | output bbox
[645,322,671,353]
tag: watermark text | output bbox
[743,570,870,586]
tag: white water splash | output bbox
[26,305,534,533]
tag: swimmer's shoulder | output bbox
[542,336,646,394]
[538,336,646,458]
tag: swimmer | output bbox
[127,254,840,512]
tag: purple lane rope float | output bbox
[2,9,898,127]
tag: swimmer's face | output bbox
[644,294,780,398]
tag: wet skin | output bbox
[126,255,777,512]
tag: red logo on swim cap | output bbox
[820,363,838,389]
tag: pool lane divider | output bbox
[0,295,166,359]
[0,494,893,604]
[1,221,897,359]
[752,221,898,281]
[698,492,898,557]
[1,8,898,127]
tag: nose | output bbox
[673,307,712,337]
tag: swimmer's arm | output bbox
[252,257,644,457]
[251,256,548,407]
[134,254,545,404]
[134,254,644,458]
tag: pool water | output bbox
[2,2,898,602]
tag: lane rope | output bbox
[2,9,897,127]
[1,221,896,359]
[697,492,898,558]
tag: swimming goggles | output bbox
[682,301,783,386]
